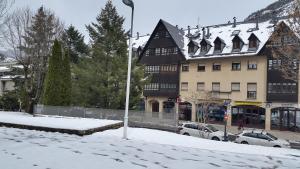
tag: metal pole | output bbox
[123,7,134,139]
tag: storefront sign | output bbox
[234,101,262,107]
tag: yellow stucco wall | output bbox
[180,55,268,103]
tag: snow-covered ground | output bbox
[1,126,300,169]
[0,111,121,130]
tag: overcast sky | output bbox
[12,0,277,41]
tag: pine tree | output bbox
[85,0,128,109]
[22,6,64,113]
[62,25,89,64]
[43,40,63,106]
[61,50,72,106]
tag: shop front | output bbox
[231,101,265,129]
[271,107,300,132]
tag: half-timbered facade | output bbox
[138,20,185,115]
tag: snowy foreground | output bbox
[0,111,121,130]
[1,127,300,169]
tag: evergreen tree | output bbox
[61,50,72,106]
[43,40,63,106]
[22,6,64,113]
[85,0,127,109]
[62,25,89,64]
[76,0,144,109]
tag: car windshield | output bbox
[206,125,218,132]
[266,133,278,140]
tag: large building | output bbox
[136,18,300,132]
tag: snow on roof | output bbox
[183,20,275,60]
[0,66,11,72]
[132,34,150,49]
[135,19,299,61]
[0,75,24,80]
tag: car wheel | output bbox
[212,137,220,141]
[273,145,281,148]
[183,133,190,136]
[241,141,248,144]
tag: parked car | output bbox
[235,130,290,148]
[178,122,227,141]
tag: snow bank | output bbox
[0,111,121,130]
[98,127,300,159]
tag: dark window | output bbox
[231,83,240,91]
[155,48,161,56]
[268,59,281,70]
[233,40,240,50]
[165,31,170,38]
[182,64,189,72]
[232,62,241,70]
[144,83,159,91]
[197,64,205,72]
[197,82,205,91]
[145,50,150,56]
[145,66,160,73]
[161,48,167,55]
[249,39,258,48]
[268,83,297,94]
[213,63,221,71]
[247,83,257,99]
[212,82,220,98]
[201,45,207,53]
[248,61,257,70]
[181,82,188,91]
[161,65,177,72]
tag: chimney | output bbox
[202,27,206,39]
[187,26,191,37]
[136,32,140,40]
[256,19,259,30]
[206,27,210,38]
[176,25,178,28]
[233,17,237,28]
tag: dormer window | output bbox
[232,36,244,52]
[200,39,211,54]
[214,37,225,53]
[248,33,260,51]
[188,41,199,54]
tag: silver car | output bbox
[179,122,226,141]
[235,130,290,148]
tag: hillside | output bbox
[245,0,295,22]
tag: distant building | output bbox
[135,18,300,132]
[0,59,21,96]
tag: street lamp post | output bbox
[122,0,134,139]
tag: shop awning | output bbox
[234,101,262,107]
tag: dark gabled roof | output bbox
[214,37,226,44]
[138,19,186,61]
[188,40,198,47]
[248,33,261,42]
[200,39,212,46]
[232,35,245,44]
[160,19,185,50]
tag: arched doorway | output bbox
[231,105,265,129]
[152,101,159,112]
[271,107,300,132]
[179,102,192,121]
